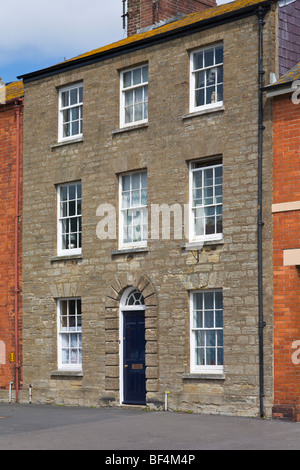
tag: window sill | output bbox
[51,254,82,263]
[111,247,149,257]
[51,136,84,149]
[183,239,224,251]
[182,373,225,380]
[112,123,148,136]
[50,370,83,378]
[182,105,225,120]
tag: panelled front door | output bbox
[123,311,146,405]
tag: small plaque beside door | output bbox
[132,364,143,370]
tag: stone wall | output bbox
[21,9,275,417]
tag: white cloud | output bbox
[0,0,232,78]
[0,0,124,66]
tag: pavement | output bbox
[0,403,300,450]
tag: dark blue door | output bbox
[123,311,146,405]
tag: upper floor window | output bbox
[119,171,148,249]
[120,65,148,128]
[57,182,82,256]
[190,44,223,113]
[189,160,223,242]
[58,83,83,142]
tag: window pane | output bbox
[77,200,82,216]
[62,91,69,107]
[132,173,140,190]
[72,121,79,136]
[63,123,70,138]
[206,86,215,105]
[69,200,76,216]
[70,218,77,233]
[141,172,147,188]
[142,66,148,83]
[123,71,132,88]
[215,291,223,310]
[195,347,205,366]
[63,109,70,124]
[61,186,68,201]
[135,87,143,104]
[141,189,147,206]
[217,84,223,102]
[69,185,76,200]
[125,106,133,124]
[215,46,223,64]
[69,300,76,316]
[62,233,69,250]
[206,330,216,347]
[217,330,223,347]
[79,86,83,103]
[144,102,148,120]
[195,71,205,89]
[122,192,130,209]
[194,292,203,310]
[217,348,224,366]
[204,292,214,309]
[193,52,203,71]
[71,107,79,121]
[70,88,78,105]
[61,334,69,348]
[125,89,133,106]
[195,332,204,349]
[195,89,204,107]
[62,349,69,364]
[193,310,203,328]
[134,103,143,121]
[133,68,142,85]
[144,85,148,102]
[62,219,69,234]
[204,48,214,67]
[71,349,78,364]
[204,310,214,328]
[206,348,215,365]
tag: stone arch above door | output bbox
[105,272,159,400]
[105,273,157,309]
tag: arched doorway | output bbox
[120,287,146,405]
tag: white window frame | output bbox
[57,298,82,371]
[119,171,148,250]
[189,160,223,243]
[190,290,224,374]
[57,181,82,257]
[190,44,223,113]
[120,65,148,128]
[58,82,83,142]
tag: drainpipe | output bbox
[14,100,22,402]
[257,6,267,419]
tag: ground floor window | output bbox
[190,290,223,374]
[57,298,82,370]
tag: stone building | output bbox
[0,80,23,401]
[17,0,298,417]
[266,63,300,421]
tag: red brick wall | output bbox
[127,0,217,36]
[273,93,300,421]
[0,102,23,393]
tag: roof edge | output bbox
[18,0,272,84]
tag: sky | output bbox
[0,0,231,84]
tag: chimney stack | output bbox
[126,0,217,37]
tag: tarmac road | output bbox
[0,403,300,450]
